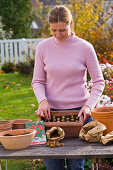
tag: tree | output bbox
[68,0,113,64]
[0,17,6,39]
[0,0,33,39]
[32,0,51,38]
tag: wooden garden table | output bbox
[0,138,113,169]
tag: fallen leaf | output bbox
[5,86,10,89]
[5,81,10,84]
[29,104,35,107]
[0,70,4,74]
[16,84,21,86]
[12,82,16,85]
[29,88,33,91]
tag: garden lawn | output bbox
[0,72,38,121]
[0,159,46,170]
[0,73,47,169]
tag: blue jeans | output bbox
[44,107,93,170]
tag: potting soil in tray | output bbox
[42,115,79,122]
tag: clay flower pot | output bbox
[0,121,12,133]
[91,107,113,134]
[0,121,12,144]
[0,129,36,150]
[11,119,32,129]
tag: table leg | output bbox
[92,158,102,170]
[92,158,96,170]
[96,162,98,170]
[6,160,8,170]
[0,160,2,170]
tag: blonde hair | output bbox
[48,5,72,24]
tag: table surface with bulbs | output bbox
[0,138,113,159]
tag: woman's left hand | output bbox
[78,105,91,123]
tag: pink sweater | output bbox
[32,33,104,110]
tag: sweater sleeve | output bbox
[85,45,105,109]
[32,44,47,104]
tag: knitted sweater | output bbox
[32,32,104,110]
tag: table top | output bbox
[0,138,113,159]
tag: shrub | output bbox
[100,63,113,80]
[87,63,113,105]
[1,62,15,73]
[92,27,113,64]
[103,80,113,102]
[69,0,113,64]
[16,62,33,74]
[29,59,35,69]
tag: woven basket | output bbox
[39,110,83,138]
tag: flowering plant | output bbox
[103,80,113,101]
[100,63,113,80]
[96,95,113,108]
[87,63,113,107]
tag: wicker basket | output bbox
[39,110,83,138]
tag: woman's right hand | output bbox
[35,99,50,120]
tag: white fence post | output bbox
[14,42,18,64]
[1,43,4,65]
[10,42,13,63]
[5,42,9,62]
[0,38,45,66]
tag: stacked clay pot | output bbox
[0,121,12,144]
[0,121,12,133]
[91,107,113,135]
[11,119,32,129]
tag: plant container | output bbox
[0,129,36,150]
[11,119,32,129]
[0,121,12,133]
[91,107,113,134]
[38,110,83,138]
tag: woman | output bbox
[32,5,104,170]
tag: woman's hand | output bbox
[35,99,50,120]
[78,105,91,123]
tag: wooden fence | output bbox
[0,38,45,65]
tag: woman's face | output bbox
[50,21,72,42]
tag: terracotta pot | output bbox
[11,119,32,129]
[0,129,36,150]
[91,107,113,135]
[0,121,12,133]
[91,107,113,115]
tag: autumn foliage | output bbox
[68,0,113,64]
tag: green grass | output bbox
[0,72,38,121]
[0,159,46,170]
[0,73,47,169]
